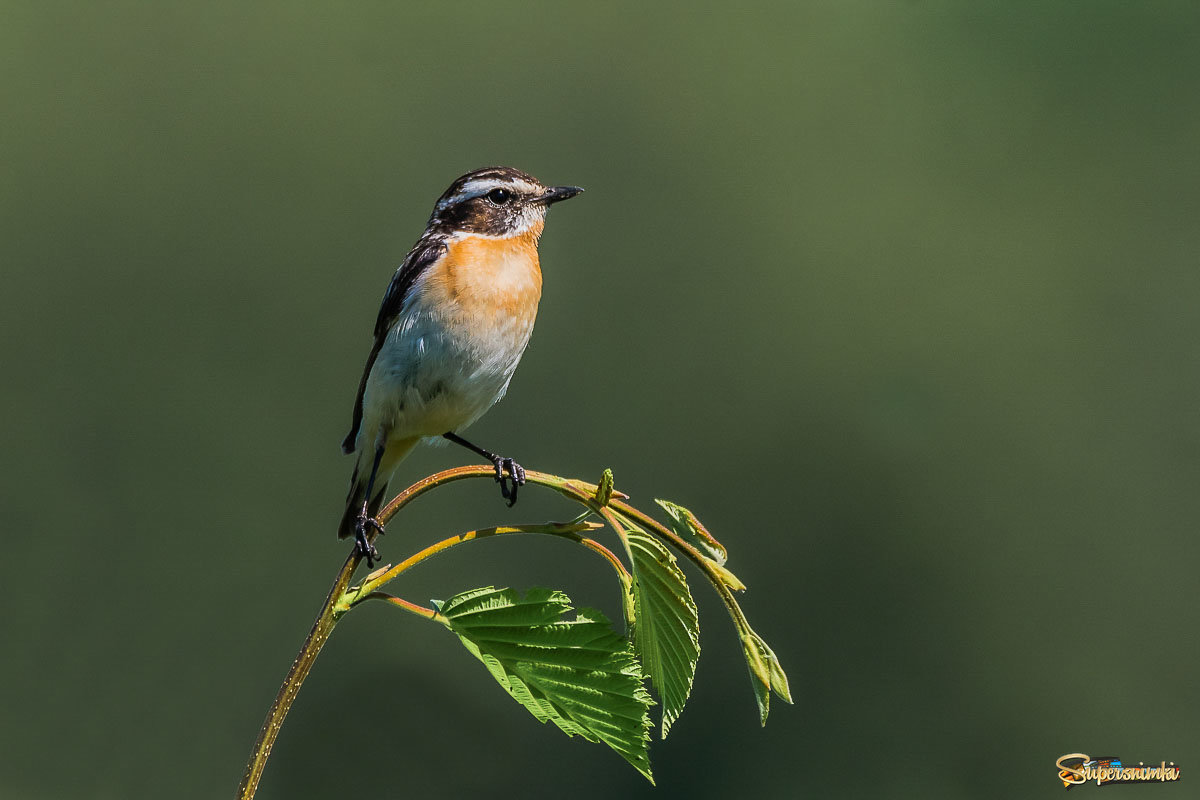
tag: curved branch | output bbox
[370,466,750,633]
[360,592,443,620]
[236,548,362,799]
[238,469,630,800]
[240,463,743,800]
[338,520,626,612]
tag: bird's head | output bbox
[429,166,582,238]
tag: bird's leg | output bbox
[353,507,384,568]
[354,445,386,566]
[442,431,526,507]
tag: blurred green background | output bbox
[3,3,1198,798]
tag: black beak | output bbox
[537,185,584,205]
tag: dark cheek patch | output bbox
[438,199,518,236]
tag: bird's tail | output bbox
[337,437,417,540]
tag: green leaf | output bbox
[654,499,728,565]
[618,514,701,739]
[437,586,655,782]
[740,627,793,726]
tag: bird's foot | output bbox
[354,513,384,567]
[490,455,527,507]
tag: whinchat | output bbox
[338,166,583,564]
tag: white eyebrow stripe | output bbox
[436,178,540,211]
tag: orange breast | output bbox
[426,229,543,324]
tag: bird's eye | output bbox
[486,188,512,205]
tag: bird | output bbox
[338,166,583,566]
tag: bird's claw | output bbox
[354,514,384,567]
[491,456,527,507]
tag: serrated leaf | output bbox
[654,499,728,565]
[740,628,792,725]
[438,586,655,782]
[617,514,700,739]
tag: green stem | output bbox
[381,466,753,634]
[337,520,622,612]
[382,466,756,642]
[235,547,364,800]
[237,466,631,799]
[371,465,626,531]
[361,592,443,620]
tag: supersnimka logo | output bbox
[1056,754,1181,788]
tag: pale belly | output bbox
[358,241,541,449]
[363,305,535,443]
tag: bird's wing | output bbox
[342,235,448,454]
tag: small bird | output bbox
[338,167,582,565]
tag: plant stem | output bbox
[362,592,444,619]
[237,467,625,799]
[377,465,749,632]
[372,465,624,528]
[235,548,363,800]
[380,466,755,647]
[337,520,618,612]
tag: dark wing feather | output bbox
[341,235,447,454]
